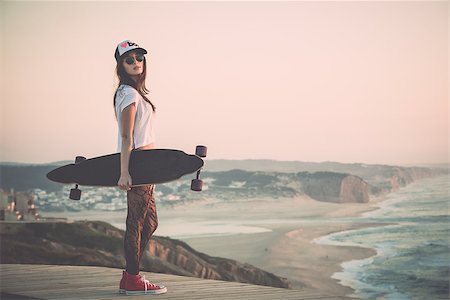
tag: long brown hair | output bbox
[113,52,156,117]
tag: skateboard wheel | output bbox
[191,179,203,192]
[75,156,87,164]
[195,145,207,158]
[70,188,81,200]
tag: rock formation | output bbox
[0,221,291,289]
[145,236,291,288]
[297,172,369,203]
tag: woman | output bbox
[113,40,167,295]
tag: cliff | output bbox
[144,237,289,288]
[198,166,445,203]
[386,166,441,190]
[0,221,291,289]
[1,162,446,209]
[340,175,370,203]
[297,172,370,203]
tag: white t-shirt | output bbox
[115,84,156,152]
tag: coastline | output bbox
[164,195,389,297]
[271,223,380,295]
[41,195,389,296]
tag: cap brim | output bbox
[136,47,148,55]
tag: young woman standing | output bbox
[113,40,167,295]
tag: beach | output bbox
[156,196,385,297]
[44,195,382,296]
[46,196,388,296]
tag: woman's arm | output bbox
[117,103,137,190]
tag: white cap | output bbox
[114,40,147,61]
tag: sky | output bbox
[0,1,448,165]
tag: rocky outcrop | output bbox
[297,172,369,203]
[339,175,370,203]
[387,167,443,191]
[145,237,291,288]
[201,166,446,204]
[0,221,291,289]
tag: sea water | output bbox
[318,175,449,300]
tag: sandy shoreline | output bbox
[42,195,389,297]
[159,195,389,297]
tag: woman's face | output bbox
[122,50,145,77]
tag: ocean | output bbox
[316,175,449,299]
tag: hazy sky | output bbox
[1,1,448,165]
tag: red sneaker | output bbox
[119,270,128,294]
[125,273,167,295]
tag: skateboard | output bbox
[47,146,207,200]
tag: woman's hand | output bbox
[118,172,132,191]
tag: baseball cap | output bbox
[115,40,148,61]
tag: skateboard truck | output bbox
[70,156,86,200]
[191,145,207,191]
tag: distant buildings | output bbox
[0,188,41,221]
[0,178,206,215]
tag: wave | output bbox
[313,175,450,299]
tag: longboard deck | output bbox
[47,149,204,187]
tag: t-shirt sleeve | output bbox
[117,88,139,113]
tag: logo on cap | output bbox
[121,41,139,49]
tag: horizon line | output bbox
[0,159,448,168]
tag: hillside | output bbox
[0,221,291,289]
[0,161,446,211]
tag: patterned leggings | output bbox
[124,185,158,275]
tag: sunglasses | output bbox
[124,55,145,65]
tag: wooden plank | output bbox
[0,264,357,300]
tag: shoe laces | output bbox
[139,275,158,292]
